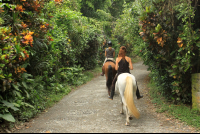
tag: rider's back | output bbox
[106,47,115,58]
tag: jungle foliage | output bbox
[0,0,133,126]
[113,0,200,104]
[1,0,200,129]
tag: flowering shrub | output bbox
[137,0,200,103]
[0,0,52,122]
[114,0,200,104]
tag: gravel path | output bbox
[15,61,199,133]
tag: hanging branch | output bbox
[193,0,199,13]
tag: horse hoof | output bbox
[137,95,143,99]
[108,96,113,100]
[129,116,133,120]
[120,111,124,114]
[125,122,130,126]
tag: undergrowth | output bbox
[148,78,200,130]
[0,66,102,133]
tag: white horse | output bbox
[115,73,140,126]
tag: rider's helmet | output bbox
[108,41,112,47]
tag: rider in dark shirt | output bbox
[117,58,130,74]
[108,46,143,100]
[101,41,115,76]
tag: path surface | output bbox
[15,61,199,133]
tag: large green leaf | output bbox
[0,74,5,79]
[14,90,22,98]
[2,100,19,111]
[24,102,34,109]
[0,113,15,122]
[24,90,30,98]
[12,83,20,91]
[22,81,28,89]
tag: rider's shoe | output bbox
[137,95,143,99]
[108,96,113,100]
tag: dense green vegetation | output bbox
[0,0,134,127]
[113,0,200,104]
[0,0,200,130]
[113,0,200,129]
[148,78,200,129]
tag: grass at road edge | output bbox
[147,77,200,130]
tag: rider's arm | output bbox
[115,57,119,71]
[113,51,115,58]
[105,50,107,57]
[128,57,133,70]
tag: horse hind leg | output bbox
[120,99,124,114]
[127,110,133,120]
[107,65,113,97]
[108,89,111,97]
[106,81,111,97]
[128,114,133,120]
[125,106,130,126]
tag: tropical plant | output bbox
[136,0,200,103]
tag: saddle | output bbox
[105,59,115,64]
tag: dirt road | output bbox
[15,61,199,133]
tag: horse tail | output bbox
[106,65,113,89]
[124,76,140,119]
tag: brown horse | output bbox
[102,61,117,96]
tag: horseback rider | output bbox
[108,46,143,100]
[101,41,116,76]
